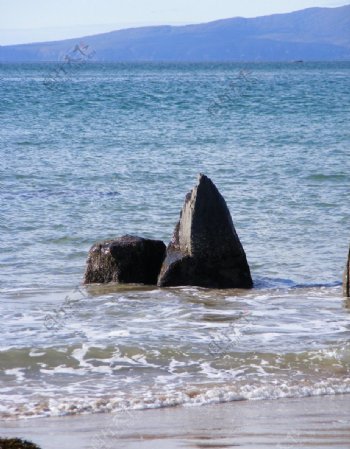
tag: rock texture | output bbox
[158,174,253,288]
[344,245,350,297]
[0,439,41,449]
[84,235,166,285]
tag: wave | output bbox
[1,344,349,420]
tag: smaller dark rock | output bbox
[344,245,350,297]
[84,235,166,285]
[0,438,41,449]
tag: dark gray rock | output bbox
[344,245,350,297]
[158,174,253,289]
[0,438,41,449]
[84,235,166,285]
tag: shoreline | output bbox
[1,394,350,448]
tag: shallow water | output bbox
[2,395,350,449]
[0,61,349,419]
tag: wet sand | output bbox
[1,395,350,449]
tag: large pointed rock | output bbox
[344,245,350,297]
[84,235,166,285]
[158,174,253,288]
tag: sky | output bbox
[0,0,349,45]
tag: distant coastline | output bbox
[1,5,349,62]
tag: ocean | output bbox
[0,61,349,422]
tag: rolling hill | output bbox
[1,5,349,62]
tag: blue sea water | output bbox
[0,62,349,419]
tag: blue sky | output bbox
[0,0,349,45]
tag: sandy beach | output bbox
[1,395,350,449]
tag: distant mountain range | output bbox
[1,5,350,62]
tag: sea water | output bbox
[0,61,349,419]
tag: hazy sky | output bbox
[0,0,349,45]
